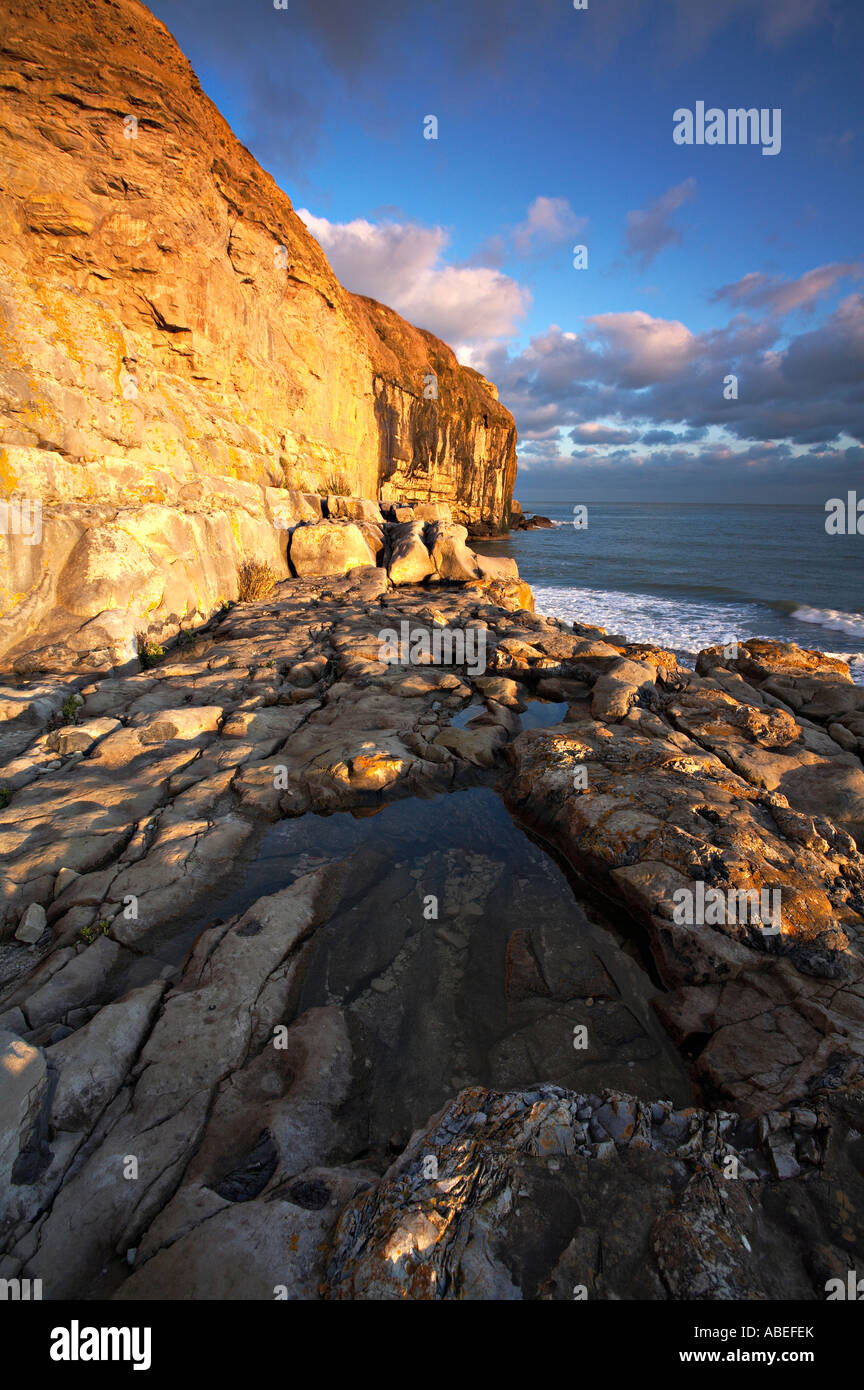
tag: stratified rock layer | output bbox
[324,1081,860,1301]
[0,0,516,665]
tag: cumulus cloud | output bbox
[465,197,588,268]
[585,311,696,385]
[569,423,634,445]
[296,210,530,350]
[474,291,864,485]
[511,196,588,257]
[711,263,863,316]
[624,179,696,268]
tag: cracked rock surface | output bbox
[1,570,863,1298]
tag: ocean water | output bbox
[475,502,864,683]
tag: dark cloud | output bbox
[148,0,838,170]
[481,294,864,449]
[624,180,696,269]
[480,288,864,501]
[639,429,679,445]
[516,442,863,504]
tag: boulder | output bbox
[425,521,481,583]
[474,553,519,582]
[326,497,384,524]
[134,707,223,744]
[414,503,452,523]
[266,490,324,529]
[386,521,436,585]
[55,526,163,621]
[356,522,385,564]
[15,903,47,943]
[289,522,378,578]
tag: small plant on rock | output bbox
[136,633,164,669]
[320,473,351,497]
[237,559,277,602]
[60,694,81,724]
[79,918,111,945]
[0,787,10,809]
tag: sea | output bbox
[474,502,864,684]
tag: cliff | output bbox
[0,0,517,670]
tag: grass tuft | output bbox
[136,633,164,669]
[319,473,351,497]
[237,559,277,602]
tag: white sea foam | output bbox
[534,586,864,684]
[824,652,864,682]
[532,586,752,659]
[791,606,864,640]
[790,608,864,683]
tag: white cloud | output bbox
[296,209,530,353]
[586,310,696,384]
[511,196,587,256]
[570,422,634,445]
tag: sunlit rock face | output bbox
[0,0,516,666]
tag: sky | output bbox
[148,0,864,503]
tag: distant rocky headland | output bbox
[1,0,863,1305]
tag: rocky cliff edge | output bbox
[0,0,517,670]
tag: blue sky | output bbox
[149,0,863,502]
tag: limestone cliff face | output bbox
[0,0,516,669]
